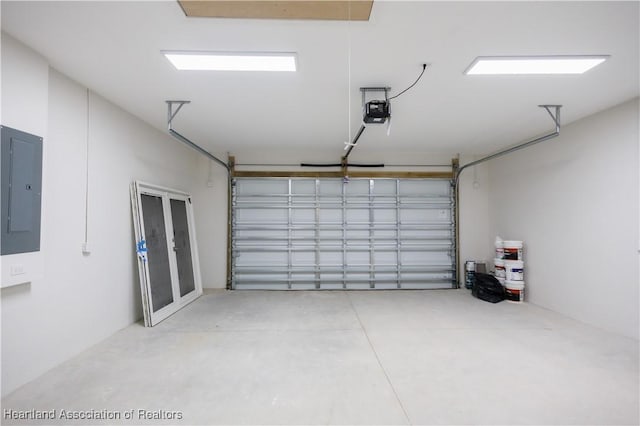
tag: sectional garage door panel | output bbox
[231,178,455,290]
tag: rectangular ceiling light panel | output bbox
[465,56,609,75]
[163,51,297,72]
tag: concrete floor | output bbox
[2,290,638,425]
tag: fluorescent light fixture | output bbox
[163,51,297,72]
[464,55,609,75]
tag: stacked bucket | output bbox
[494,237,524,303]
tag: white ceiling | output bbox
[2,1,638,159]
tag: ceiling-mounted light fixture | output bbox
[464,55,609,75]
[163,51,297,72]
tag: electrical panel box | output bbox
[1,125,43,255]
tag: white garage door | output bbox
[231,178,455,290]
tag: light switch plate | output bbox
[10,264,25,276]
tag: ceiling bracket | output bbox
[167,100,191,128]
[539,104,562,131]
[360,87,391,105]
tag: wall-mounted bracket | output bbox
[165,100,230,172]
[340,156,348,180]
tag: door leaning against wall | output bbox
[130,181,202,326]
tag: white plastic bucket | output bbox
[495,237,504,259]
[497,277,505,287]
[505,280,525,303]
[503,240,523,260]
[494,258,506,279]
[505,260,524,281]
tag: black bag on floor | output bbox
[472,273,505,303]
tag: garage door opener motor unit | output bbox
[361,63,428,126]
[362,88,391,124]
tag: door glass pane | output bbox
[170,199,195,296]
[141,194,173,311]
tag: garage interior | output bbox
[1,1,638,425]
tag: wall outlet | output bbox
[82,242,91,254]
[10,264,25,276]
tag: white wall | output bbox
[192,157,229,289]
[1,33,205,396]
[488,98,639,339]
[458,158,491,280]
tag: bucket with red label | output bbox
[505,280,525,303]
[503,240,523,260]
